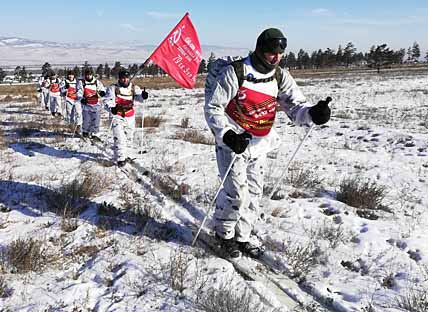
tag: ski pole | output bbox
[267,96,332,200]
[267,125,314,200]
[191,153,238,246]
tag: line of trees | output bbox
[1,42,427,83]
[202,41,427,73]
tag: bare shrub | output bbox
[60,213,79,232]
[47,167,106,216]
[173,129,215,145]
[153,174,183,201]
[0,128,8,150]
[168,247,192,294]
[307,221,349,249]
[394,287,428,312]
[197,282,265,312]
[336,176,387,210]
[286,166,322,190]
[0,237,47,273]
[180,117,190,128]
[135,114,165,128]
[264,237,323,279]
[0,276,13,298]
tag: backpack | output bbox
[205,56,283,102]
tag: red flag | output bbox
[148,13,202,89]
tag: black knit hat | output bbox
[118,69,130,79]
[256,28,287,53]
[84,67,94,75]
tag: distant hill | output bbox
[0,36,250,68]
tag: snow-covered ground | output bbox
[0,70,427,311]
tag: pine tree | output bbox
[285,52,297,69]
[96,64,104,79]
[73,65,81,78]
[0,68,6,82]
[367,44,393,73]
[41,62,51,76]
[425,51,428,63]
[198,59,207,74]
[207,52,216,71]
[104,63,111,79]
[14,66,21,82]
[111,61,122,78]
[343,42,356,67]
[406,47,413,63]
[411,42,421,62]
[336,45,343,66]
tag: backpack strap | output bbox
[231,59,283,88]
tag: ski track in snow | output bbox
[0,71,427,311]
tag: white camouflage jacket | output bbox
[204,56,314,156]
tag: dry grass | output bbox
[0,276,13,298]
[180,117,190,128]
[0,84,37,97]
[336,176,387,210]
[393,287,428,312]
[173,129,215,145]
[0,237,47,273]
[168,247,192,294]
[196,282,266,312]
[264,236,324,280]
[0,128,8,150]
[47,166,108,216]
[135,114,165,128]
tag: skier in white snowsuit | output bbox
[60,71,82,133]
[37,75,49,109]
[204,28,331,258]
[77,67,106,139]
[104,69,148,166]
[48,71,63,117]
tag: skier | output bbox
[104,69,148,166]
[61,70,82,134]
[204,28,331,258]
[77,67,106,140]
[36,75,49,109]
[48,71,63,117]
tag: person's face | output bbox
[85,74,93,81]
[263,52,284,65]
[68,74,74,81]
[119,77,130,86]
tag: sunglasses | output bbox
[264,37,288,52]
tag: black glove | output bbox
[81,98,87,105]
[309,96,332,125]
[141,88,148,100]
[110,107,118,115]
[64,83,69,89]
[37,88,42,92]
[223,130,252,154]
[98,90,106,97]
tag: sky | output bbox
[1,0,428,54]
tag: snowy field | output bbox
[0,70,427,311]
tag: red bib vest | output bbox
[65,79,77,100]
[114,83,135,117]
[83,79,99,105]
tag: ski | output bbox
[192,226,332,312]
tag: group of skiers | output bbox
[35,27,331,259]
[37,67,148,166]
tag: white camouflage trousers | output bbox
[112,114,135,162]
[41,89,49,108]
[214,145,266,242]
[82,103,101,135]
[65,99,82,126]
[49,95,61,114]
